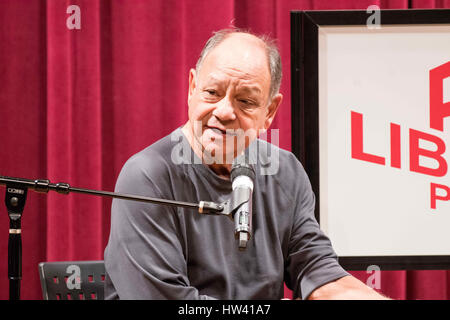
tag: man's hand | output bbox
[307,275,390,300]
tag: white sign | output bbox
[318,25,450,257]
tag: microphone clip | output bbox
[198,188,252,251]
[198,191,250,220]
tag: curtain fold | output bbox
[0,0,448,300]
[45,0,104,262]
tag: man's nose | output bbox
[212,97,236,122]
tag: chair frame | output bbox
[38,260,105,300]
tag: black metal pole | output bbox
[8,228,21,300]
[4,183,27,300]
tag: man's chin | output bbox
[200,145,238,166]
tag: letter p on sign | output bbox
[431,183,450,209]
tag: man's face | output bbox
[186,33,282,165]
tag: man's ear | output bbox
[264,93,283,130]
[188,68,197,100]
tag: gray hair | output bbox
[195,28,282,99]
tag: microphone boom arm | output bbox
[0,174,250,300]
[0,175,225,213]
[0,175,250,219]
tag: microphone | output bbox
[230,158,255,251]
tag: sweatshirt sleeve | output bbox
[284,161,349,300]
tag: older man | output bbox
[104,29,386,300]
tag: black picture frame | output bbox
[290,9,450,271]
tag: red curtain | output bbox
[0,0,449,300]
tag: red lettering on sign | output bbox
[430,183,450,209]
[430,61,450,132]
[409,129,447,177]
[351,111,385,165]
[390,123,401,169]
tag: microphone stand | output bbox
[0,175,249,300]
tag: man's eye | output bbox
[238,99,254,106]
[205,89,217,95]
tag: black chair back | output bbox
[38,260,105,300]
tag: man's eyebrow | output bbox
[238,85,262,95]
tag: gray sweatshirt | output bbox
[104,128,348,300]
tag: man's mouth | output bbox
[206,126,237,136]
[209,127,225,135]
